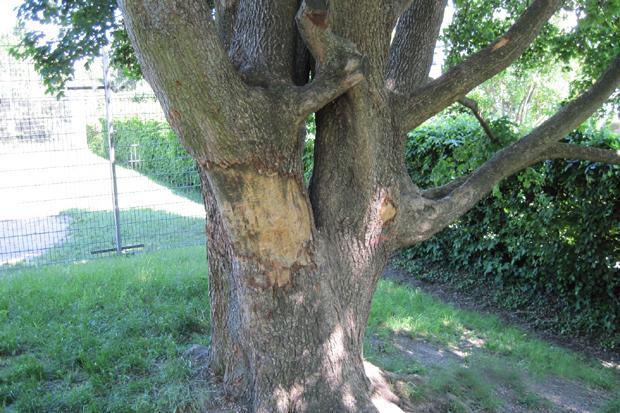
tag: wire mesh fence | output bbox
[0,44,205,270]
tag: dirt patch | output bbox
[368,333,612,413]
[379,266,616,413]
[382,265,620,368]
[390,335,464,369]
[529,377,610,413]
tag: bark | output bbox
[116,0,619,412]
[458,97,501,145]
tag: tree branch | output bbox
[421,176,467,200]
[538,143,620,165]
[421,144,620,201]
[386,0,448,94]
[395,0,562,133]
[215,0,238,52]
[396,53,620,247]
[292,0,367,117]
[118,0,257,163]
[392,0,414,22]
[458,97,501,145]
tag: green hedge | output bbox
[87,118,201,202]
[401,115,620,349]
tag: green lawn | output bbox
[1,248,618,412]
[37,208,205,265]
[1,247,210,412]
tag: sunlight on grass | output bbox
[1,250,618,411]
[368,280,619,390]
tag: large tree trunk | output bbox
[117,1,620,412]
[199,164,396,412]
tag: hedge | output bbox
[401,115,620,349]
[87,118,201,202]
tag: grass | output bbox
[367,280,618,389]
[1,247,210,412]
[35,208,204,266]
[1,248,618,412]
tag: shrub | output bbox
[401,115,620,349]
[87,118,201,200]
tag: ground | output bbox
[0,248,618,412]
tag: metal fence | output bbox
[0,45,205,270]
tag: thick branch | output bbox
[229,0,300,83]
[458,97,500,145]
[396,53,620,247]
[395,0,562,133]
[118,0,258,163]
[392,0,414,21]
[421,144,620,200]
[293,0,367,116]
[215,0,238,51]
[421,176,467,200]
[539,143,620,165]
[386,0,447,94]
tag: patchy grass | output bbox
[599,395,620,413]
[0,247,210,412]
[1,249,617,412]
[367,280,618,390]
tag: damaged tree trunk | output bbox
[202,168,396,411]
[115,0,620,411]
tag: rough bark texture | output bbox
[117,0,620,411]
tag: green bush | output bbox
[401,115,620,349]
[87,118,201,201]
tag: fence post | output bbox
[103,48,123,254]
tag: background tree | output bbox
[12,0,620,412]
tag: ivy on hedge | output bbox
[401,115,619,349]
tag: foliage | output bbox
[303,114,316,184]
[444,0,620,103]
[401,115,620,349]
[87,118,202,202]
[9,0,129,94]
[9,0,215,94]
[463,64,574,129]
[12,0,620,102]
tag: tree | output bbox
[13,0,620,411]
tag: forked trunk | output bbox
[199,166,399,413]
[114,1,620,411]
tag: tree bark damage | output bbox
[117,0,620,412]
